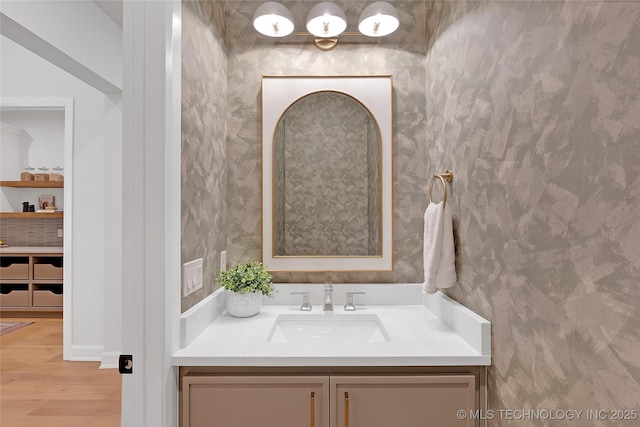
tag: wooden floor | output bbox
[0,317,121,426]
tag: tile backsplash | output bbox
[0,218,63,246]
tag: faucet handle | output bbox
[291,292,312,311]
[344,292,365,311]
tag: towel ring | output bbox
[428,170,453,207]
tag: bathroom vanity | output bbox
[174,284,491,427]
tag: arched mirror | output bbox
[262,76,393,272]
[273,91,381,257]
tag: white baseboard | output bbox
[68,344,104,361]
[100,351,120,369]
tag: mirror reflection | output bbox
[273,92,381,256]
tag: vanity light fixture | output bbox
[253,2,400,51]
[253,1,295,38]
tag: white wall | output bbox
[1,110,65,168]
[1,35,108,359]
[0,0,122,91]
[0,123,22,179]
[102,93,123,368]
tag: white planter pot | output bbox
[226,291,263,318]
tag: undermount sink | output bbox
[266,313,391,344]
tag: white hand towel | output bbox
[423,202,457,294]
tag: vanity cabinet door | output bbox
[331,375,476,427]
[182,375,329,427]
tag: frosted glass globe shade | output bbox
[253,2,294,37]
[358,2,399,37]
[306,2,347,38]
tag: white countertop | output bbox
[0,246,63,254]
[173,287,491,367]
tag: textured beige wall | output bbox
[424,1,640,424]
[181,0,228,312]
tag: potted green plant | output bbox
[216,260,274,317]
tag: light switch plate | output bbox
[183,258,203,297]
[58,229,63,238]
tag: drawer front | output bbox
[183,376,329,427]
[0,263,29,280]
[34,264,63,280]
[331,375,477,427]
[33,289,63,307]
[0,290,29,307]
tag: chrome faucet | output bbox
[344,292,365,311]
[291,291,312,311]
[323,280,333,312]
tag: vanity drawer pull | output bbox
[344,392,350,427]
[310,391,315,427]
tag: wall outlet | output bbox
[57,229,63,238]
[183,258,203,297]
[220,250,227,272]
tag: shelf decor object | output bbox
[38,195,55,211]
[20,166,35,181]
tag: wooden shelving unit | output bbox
[1,181,64,218]
[0,212,63,219]
[1,250,64,313]
[0,180,64,188]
